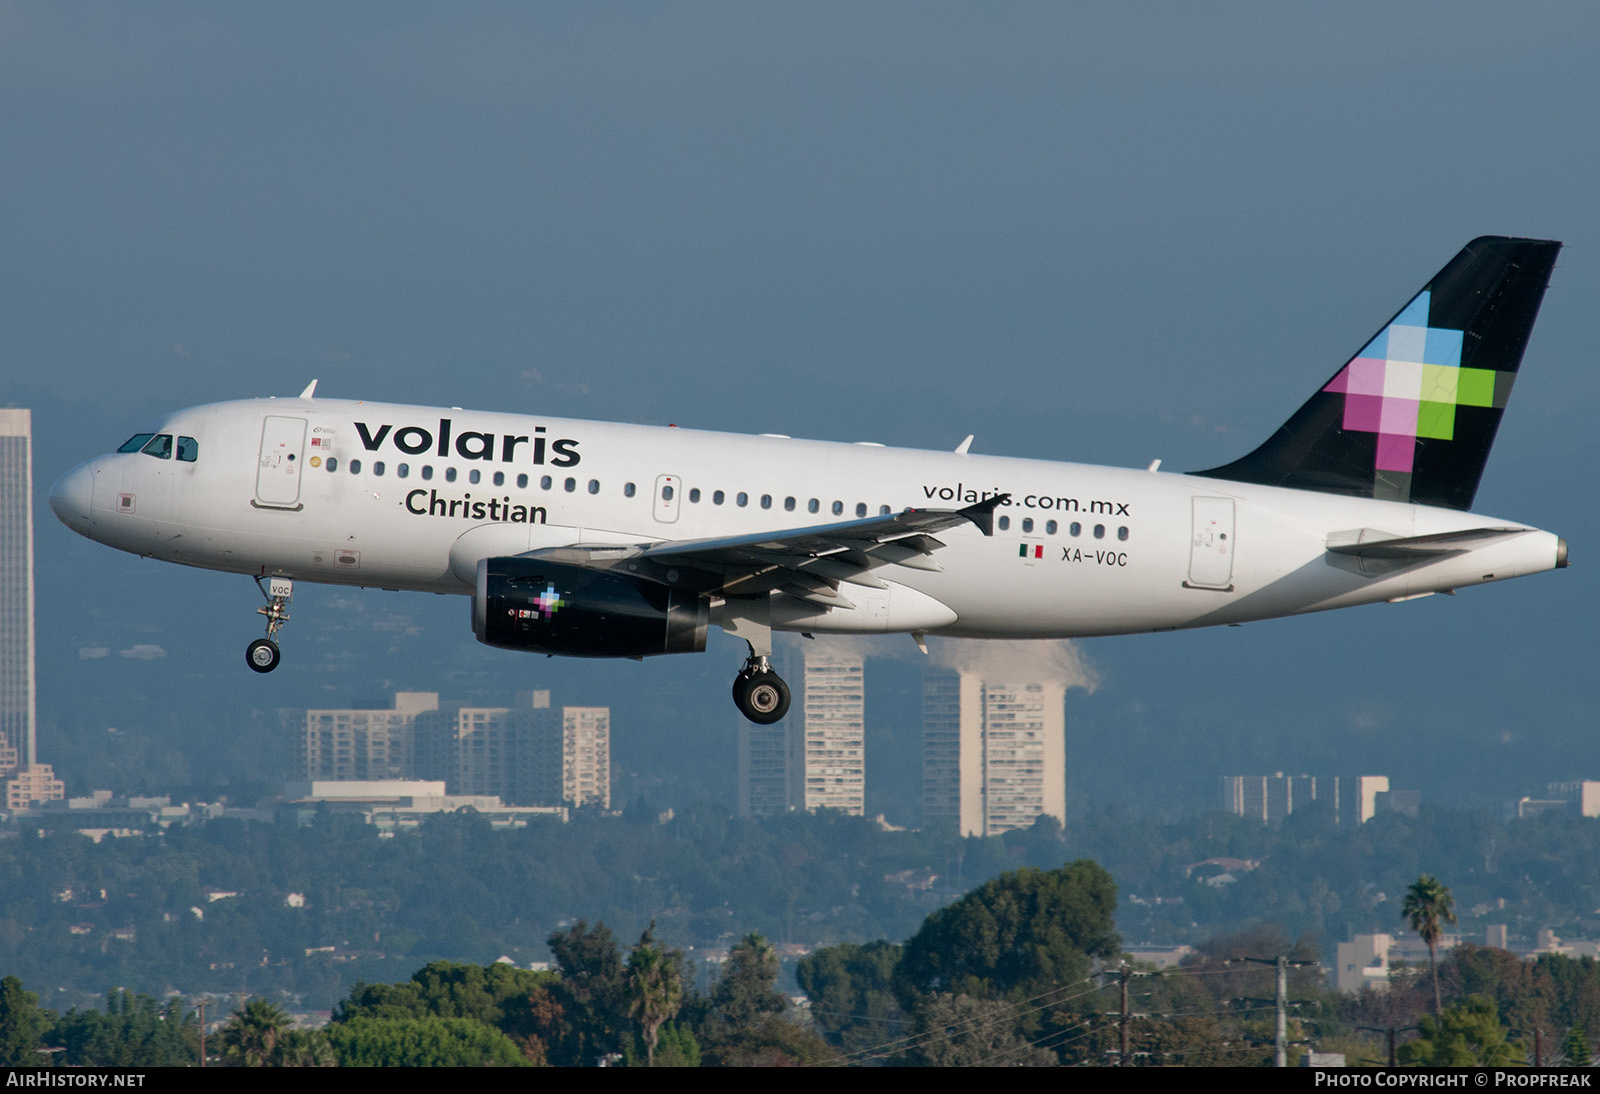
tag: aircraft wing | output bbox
[524,494,1007,607]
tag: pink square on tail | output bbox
[1342,394,1384,433]
[1375,433,1415,472]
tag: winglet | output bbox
[954,435,974,455]
[299,379,319,399]
[958,493,1010,536]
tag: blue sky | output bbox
[4,3,1598,811]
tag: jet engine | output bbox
[472,557,708,658]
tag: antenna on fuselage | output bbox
[298,379,319,399]
[954,435,974,455]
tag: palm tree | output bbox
[627,924,684,1067]
[218,999,295,1067]
[1403,875,1457,1016]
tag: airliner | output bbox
[50,237,1567,723]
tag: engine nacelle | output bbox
[473,557,708,658]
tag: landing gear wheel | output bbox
[246,638,280,674]
[732,669,790,724]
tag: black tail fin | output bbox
[1195,236,1560,510]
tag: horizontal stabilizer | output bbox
[1325,526,1530,560]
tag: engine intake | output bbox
[473,557,708,658]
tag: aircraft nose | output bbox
[49,461,96,531]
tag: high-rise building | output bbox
[6,762,63,812]
[738,719,794,817]
[1219,773,1327,824]
[797,652,865,814]
[737,649,865,817]
[302,691,440,782]
[922,670,1065,837]
[0,409,36,770]
[560,706,611,810]
[302,690,607,809]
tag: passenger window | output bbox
[564,478,576,492]
[118,433,156,454]
[689,488,701,503]
[625,482,636,498]
[1118,526,1129,541]
[1022,517,1034,533]
[469,469,481,484]
[517,473,528,489]
[421,465,433,481]
[1070,522,1081,537]
[493,471,505,487]
[662,485,674,501]
[349,459,361,474]
[761,495,773,509]
[856,503,867,517]
[713,490,724,505]
[1094,524,1105,539]
[374,462,385,476]
[998,515,1010,531]
[831,501,843,515]
[1046,520,1058,535]
[785,497,796,512]
[880,505,891,516]
[325,457,338,472]
[177,436,199,462]
[446,467,457,483]
[397,463,409,478]
[588,479,600,495]
[141,434,173,459]
[737,492,748,507]
[541,475,552,490]
[806,499,818,514]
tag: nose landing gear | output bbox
[246,576,293,674]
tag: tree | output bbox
[711,933,787,1018]
[0,976,47,1067]
[1403,875,1458,1016]
[1565,1024,1591,1067]
[626,924,686,1066]
[50,991,199,1067]
[692,933,836,1066]
[1397,996,1522,1066]
[327,1016,529,1067]
[217,999,295,1067]
[899,993,1056,1067]
[897,860,1119,1004]
[796,940,905,1053]
[547,920,628,1066]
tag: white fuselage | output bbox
[51,395,1565,641]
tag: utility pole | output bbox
[1120,963,1131,1067]
[1358,1024,1418,1067]
[1242,953,1316,1066]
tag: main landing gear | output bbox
[246,575,293,674]
[732,654,790,724]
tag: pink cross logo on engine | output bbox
[532,583,565,619]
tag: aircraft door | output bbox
[255,415,308,509]
[1187,497,1235,589]
[653,474,681,523]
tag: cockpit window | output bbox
[177,436,199,462]
[117,433,156,453]
[140,434,173,459]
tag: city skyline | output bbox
[3,6,1597,820]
